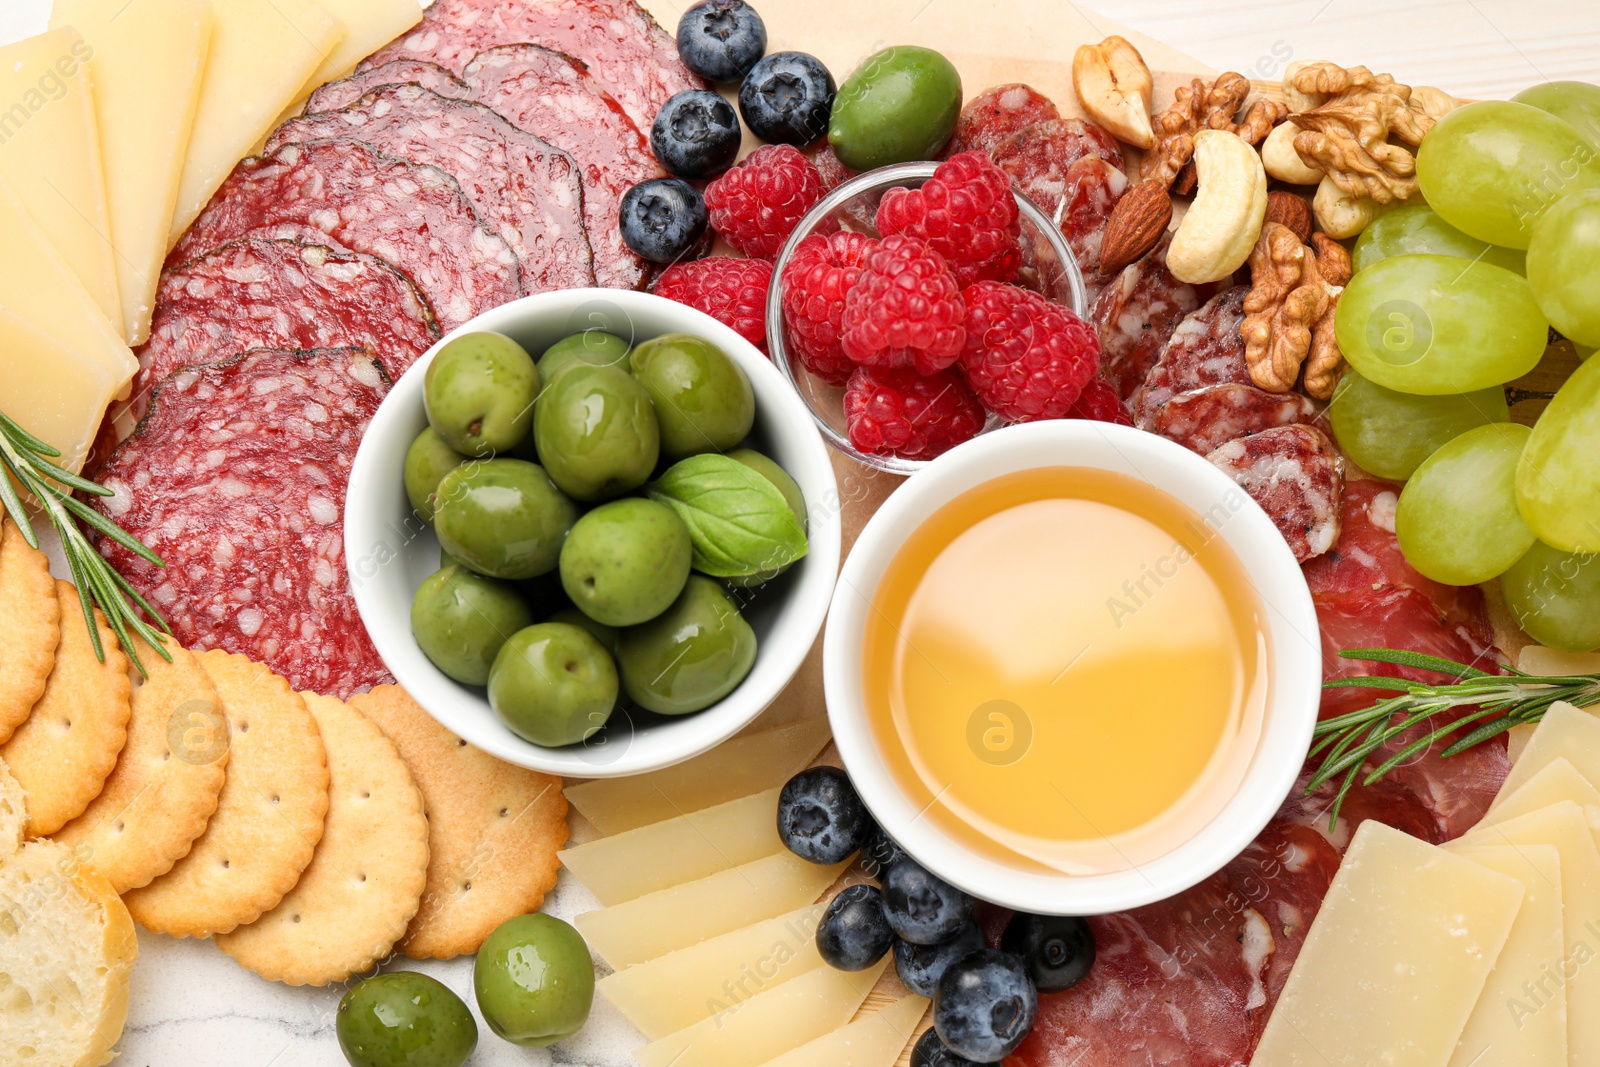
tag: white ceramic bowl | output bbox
[347,289,841,777]
[823,420,1320,915]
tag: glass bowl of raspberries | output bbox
[766,154,1098,475]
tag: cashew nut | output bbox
[1282,60,1329,113]
[1313,174,1381,239]
[1261,120,1324,185]
[1409,85,1460,120]
[1166,129,1268,284]
[1073,36,1156,149]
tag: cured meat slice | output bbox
[463,44,662,290]
[304,59,469,113]
[1092,235,1212,398]
[173,140,521,332]
[993,119,1126,199]
[360,0,703,132]
[1207,425,1346,562]
[1052,156,1128,298]
[95,348,392,699]
[1130,286,1250,425]
[1147,383,1319,454]
[948,83,1061,156]
[265,84,594,293]
[1280,767,1442,852]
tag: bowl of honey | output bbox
[823,420,1321,915]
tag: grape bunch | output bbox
[1327,81,1600,652]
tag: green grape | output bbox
[1396,423,1535,585]
[1416,100,1600,249]
[1352,204,1525,275]
[1579,344,1596,360]
[1336,254,1549,394]
[1526,189,1600,346]
[1327,368,1509,481]
[1501,540,1600,652]
[1516,352,1600,553]
[1513,81,1600,149]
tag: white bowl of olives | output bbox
[346,288,842,777]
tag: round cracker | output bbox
[0,517,60,743]
[0,754,26,855]
[122,651,329,937]
[3,580,132,835]
[350,685,568,959]
[215,692,429,985]
[52,635,230,893]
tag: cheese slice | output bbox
[561,788,785,905]
[565,718,832,835]
[170,0,342,244]
[754,994,928,1067]
[52,0,211,346]
[1509,649,1600,762]
[0,28,120,331]
[0,308,123,477]
[575,851,847,971]
[1497,704,1600,807]
[1483,758,1600,835]
[1250,820,1523,1067]
[297,0,423,96]
[633,958,888,1067]
[1442,845,1567,1067]
[598,903,827,1040]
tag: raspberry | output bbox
[812,145,857,192]
[1064,377,1133,425]
[704,144,826,260]
[841,235,966,376]
[875,151,1021,287]
[844,365,986,461]
[654,256,774,351]
[779,231,876,384]
[959,281,1100,421]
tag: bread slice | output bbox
[0,839,138,1066]
[0,756,25,855]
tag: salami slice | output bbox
[305,59,469,114]
[173,140,521,332]
[993,119,1127,199]
[95,348,392,699]
[948,83,1061,157]
[360,0,703,132]
[1092,235,1213,398]
[1148,384,1319,454]
[463,44,662,290]
[1206,425,1346,562]
[1053,156,1128,298]
[1131,286,1250,425]
[266,85,594,293]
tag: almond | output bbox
[1265,190,1314,245]
[1098,180,1173,276]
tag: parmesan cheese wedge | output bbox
[0,307,124,476]
[754,993,928,1067]
[1508,650,1600,762]
[296,0,423,97]
[1249,820,1523,1067]
[1496,703,1600,806]
[1483,758,1600,835]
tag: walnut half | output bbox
[1242,222,1349,399]
[1286,62,1436,204]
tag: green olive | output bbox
[533,363,660,502]
[411,565,534,686]
[337,972,477,1067]
[474,913,595,1047]
[489,622,618,746]
[538,330,632,381]
[828,46,962,171]
[423,332,540,457]
[616,576,757,714]
[629,334,755,460]
[404,427,467,524]
[432,459,579,579]
[559,498,692,626]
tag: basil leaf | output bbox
[647,454,808,578]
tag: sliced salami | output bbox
[1206,425,1346,562]
[993,119,1126,199]
[173,140,521,332]
[305,59,469,114]
[1053,155,1128,298]
[948,83,1061,157]
[1093,236,1214,399]
[463,44,662,290]
[1131,286,1250,425]
[266,85,594,293]
[360,0,703,132]
[1148,383,1319,454]
[95,348,393,699]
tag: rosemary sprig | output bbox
[0,409,171,674]
[1309,648,1600,826]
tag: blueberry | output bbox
[1000,913,1096,993]
[894,919,985,997]
[738,51,834,146]
[934,949,1038,1063]
[859,823,905,880]
[777,766,869,864]
[816,883,894,971]
[651,90,742,179]
[618,179,708,264]
[910,1027,983,1067]
[883,857,973,945]
[676,0,767,84]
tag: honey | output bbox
[861,467,1271,876]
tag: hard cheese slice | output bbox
[52,0,211,346]
[598,903,827,1040]
[170,0,342,244]
[1442,844,1566,1067]
[1249,820,1523,1067]
[561,788,784,905]
[297,0,423,96]
[576,851,847,970]
[565,718,831,835]
[633,958,888,1067]
[0,28,119,332]
[1508,649,1600,762]
[1484,758,1600,834]
[0,308,124,476]
[754,993,928,1067]
[1497,704,1600,806]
